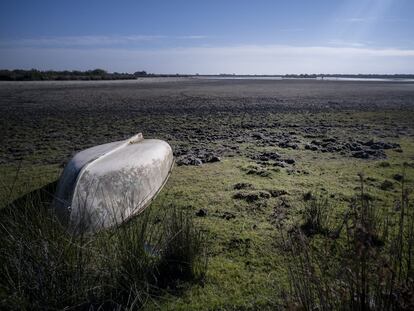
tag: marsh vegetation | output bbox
[0,183,207,309]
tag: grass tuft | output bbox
[0,182,207,310]
[280,173,414,311]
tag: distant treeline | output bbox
[0,69,151,81]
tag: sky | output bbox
[1,0,414,74]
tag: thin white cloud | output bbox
[168,44,414,58]
[176,35,208,40]
[1,44,413,74]
[337,17,409,23]
[328,39,367,47]
[0,34,207,48]
[338,17,370,23]
[278,28,304,32]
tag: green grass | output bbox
[0,164,61,207]
[1,139,413,310]
[141,137,414,310]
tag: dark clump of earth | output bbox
[233,190,271,202]
[221,211,236,220]
[306,138,401,159]
[393,173,404,182]
[176,148,221,166]
[380,180,394,191]
[269,189,289,197]
[233,182,255,190]
[195,208,208,217]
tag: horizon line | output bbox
[1,69,414,76]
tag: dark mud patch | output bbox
[304,137,401,159]
[233,190,271,202]
[233,182,255,190]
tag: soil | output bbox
[1,78,414,167]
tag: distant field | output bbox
[1,78,414,309]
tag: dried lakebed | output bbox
[1,78,413,168]
[1,78,414,309]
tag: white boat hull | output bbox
[54,133,174,233]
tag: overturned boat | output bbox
[53,133,174,233]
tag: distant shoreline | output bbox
[1,69,414,81]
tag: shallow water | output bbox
[198,76,414,82]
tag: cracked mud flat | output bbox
[1,78,413,169]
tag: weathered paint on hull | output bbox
[54,133,174,233]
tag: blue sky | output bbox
[1,0,414,74]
